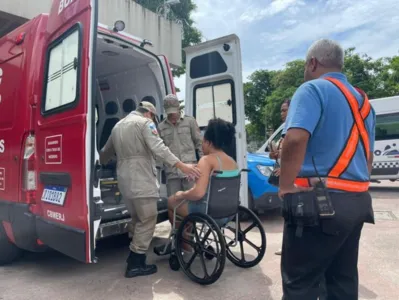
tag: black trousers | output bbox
[281,191,374,300]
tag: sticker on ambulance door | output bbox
[45,135,62,164]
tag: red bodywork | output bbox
[0,0,175,263]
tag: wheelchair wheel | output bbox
[175,213,226,285]
[224,205,266,268]
[169,254,180,271]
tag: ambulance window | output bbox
[193,80,235,128]
[375,113,399,141]
[190,52,227,79]
[43,28,80,113]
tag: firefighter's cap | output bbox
[140,101,157,116]
[163,94,180,115]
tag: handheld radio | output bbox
[312,157,335,218]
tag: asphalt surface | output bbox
[0,182,398,300]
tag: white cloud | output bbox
[174,0,399,99]
[257,0,399,69]
[240,0,304,23]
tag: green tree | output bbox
[264,60,305,131]
[245,48,399,146]
[244,70,279,141]
[134,0,202,77]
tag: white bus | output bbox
[370,96,399,182]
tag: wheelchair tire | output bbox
[225,206,266,268]
[175,213,226,285]
[169,255,180,271]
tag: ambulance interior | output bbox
[94,33,167,214]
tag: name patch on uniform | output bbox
[149,123,158,136]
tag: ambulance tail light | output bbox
[23,134,36,203]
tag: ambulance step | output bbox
[97,197,169,222]
[96,197,169,239]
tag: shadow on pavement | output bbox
[1,233,273,300]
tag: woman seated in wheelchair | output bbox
[154,118,239,255]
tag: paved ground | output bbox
[0,182,398,300]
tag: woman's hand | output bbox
[273,167,281,176]
[269,151,279,160]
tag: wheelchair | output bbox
[155,169,267,285]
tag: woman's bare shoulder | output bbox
[198,155,212,165]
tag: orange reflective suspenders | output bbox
[294,77,371,192]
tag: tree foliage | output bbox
[245,48,399,144]
[134,0,202,77]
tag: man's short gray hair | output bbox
[306,39,344,69]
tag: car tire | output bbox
[0,223,22,266]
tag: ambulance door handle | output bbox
[94,160,101,188]
[14,156,18,161]
[227,99,232,106]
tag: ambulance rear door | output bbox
[35,0,98,263]
[184,34,249,207]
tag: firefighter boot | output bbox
[125,251,157,278]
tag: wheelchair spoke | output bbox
[239,241,245,261]
[184,252,198,270]
[199,253,209,278]
[193,222,200,242]
[200,229,212,246]
[244,237,261,253]
[202,247,217,258]
[243,222,257,235]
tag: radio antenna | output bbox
[312,156,323,183]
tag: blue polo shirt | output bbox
[283,72,376,182]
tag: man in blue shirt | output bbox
[279,39,375,300]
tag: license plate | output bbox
[41,186,67,206]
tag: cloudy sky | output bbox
[174,0,399,99]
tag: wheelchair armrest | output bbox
[240,169,251,173]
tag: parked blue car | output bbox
[247,152,281,211]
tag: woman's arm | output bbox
[277,138,284,159]
[175,156,212,201]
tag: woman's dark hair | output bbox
[282,98,291,106]
[204,118,236,153]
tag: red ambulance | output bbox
[0,0,247,265]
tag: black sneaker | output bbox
[125,252,157,278]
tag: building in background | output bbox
[0,0,182,67]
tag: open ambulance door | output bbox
[158,55,176,96]
[184,34,249,207]
[35,0,98,263]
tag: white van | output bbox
[256,123,285,155]
[370,96,399,182]
[257,96,399,182]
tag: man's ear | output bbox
[311,58,318,72]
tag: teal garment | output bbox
[216,169,240,177]
[188,154,239,227]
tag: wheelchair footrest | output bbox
[154,243,173,256]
